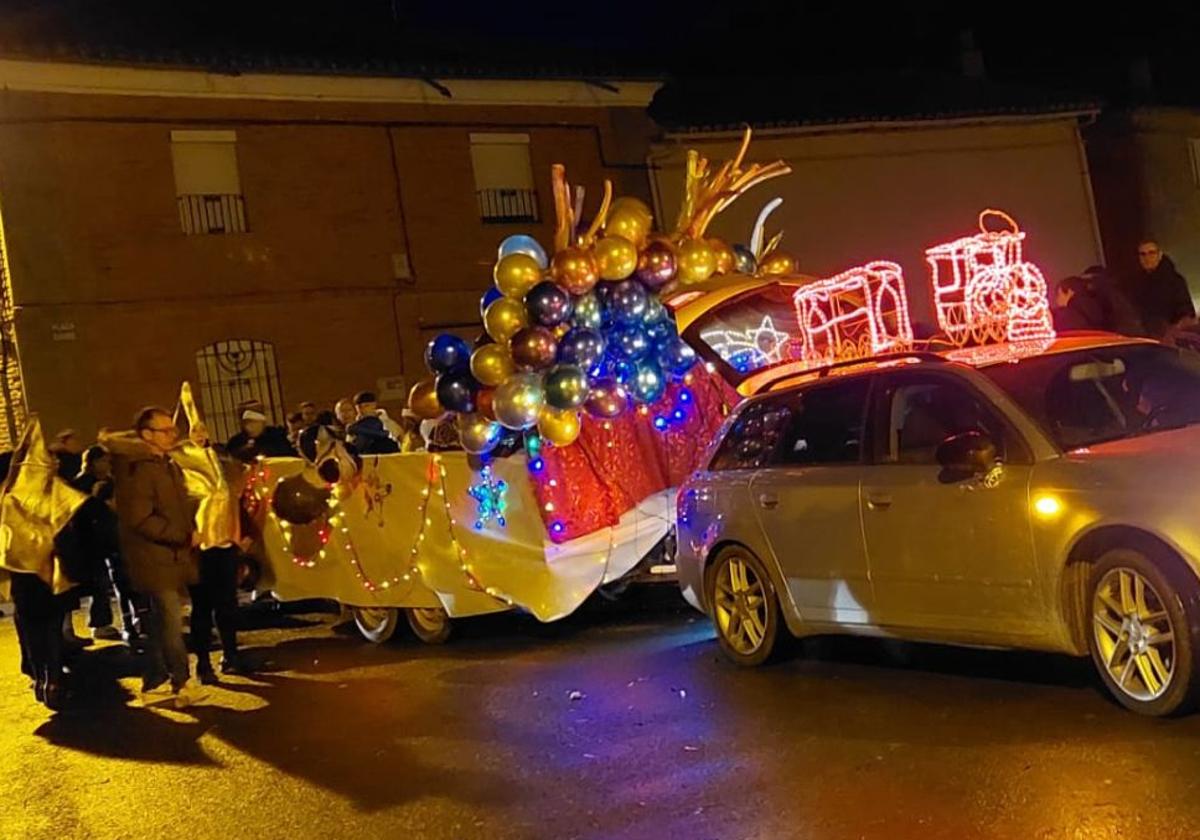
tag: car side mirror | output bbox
[936,430,997,481]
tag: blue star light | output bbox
[468,465,508,530]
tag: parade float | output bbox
[243,125,1058,645]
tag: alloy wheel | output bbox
[1092,567,1177,702]
[713,555,769,656]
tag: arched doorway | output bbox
[194,339,284,442]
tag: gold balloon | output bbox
[759,250,799,276]
[456,412,501,455]
[494,253,543,299]
[593,235,638,281]
[484,297,529,343]
[605,197,653,247]
[676,237,718,286]
[470,343,514,387]
[551,246,599,295]
[407,378,443,420]
[537,405,581,447]
[707,237,735,275]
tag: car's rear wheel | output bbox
[352,607,400,644]
[1088,548,1198,716]
[707,546,783,666]
[406,606,453,645]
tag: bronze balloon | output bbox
[759,250,799,276]
[509,326,558,370]
[537,406,581,447]
[494,252,544,299]
[676,237,718,286]
[408,378,444,420]
[605,196,654,247]
[484,297,529,343]
[457,412,502,455]
[707,237,736,274]
[593,235,639,281]
[551,246,600,295]
[476,387,496,420]
[470,342,515,387]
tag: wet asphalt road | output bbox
[3,589,1200,840]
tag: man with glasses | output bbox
[1133,239,1196,338]
[106,407,201,707]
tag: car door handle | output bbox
[866,493,893,511]
[758,492,779,510]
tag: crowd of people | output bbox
[6,386,462,712]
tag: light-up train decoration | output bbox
[792,260,914,367]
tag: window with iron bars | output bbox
[177,194,248,235]
[475,188,540,224]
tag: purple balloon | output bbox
[609,279,649,325]
[525,281,574,328]
[585,377,629,419]
[659,337,698,377]
[611,324,651,361]
[557,327,606,370]
[435,369,479,413]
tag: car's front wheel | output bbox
[707,546,783,666]
[1088,548,1199,716]
[352,606,400,644]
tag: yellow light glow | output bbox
[1033,494,1063,518]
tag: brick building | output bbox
[0,58,658,443]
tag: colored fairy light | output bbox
[653,416,668,431]
[551,521,565,535]
[530,457,545,473]
[792,260,913,369]
[468,464,508,529]
[679,389,691,403]
[925,209,1055,347]
[700,315,792,372]
[672,409,685,422]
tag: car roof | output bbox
[746,332,1156,396]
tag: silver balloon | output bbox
[494,372,545,430]
[498,234,549,270]
[457,413,502,454]
[573,292,603,330]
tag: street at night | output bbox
[4,590,1200,840]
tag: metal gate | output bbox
[194,339,284,442]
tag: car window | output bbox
[709,397,793,471]
[879,373,1016,465]
[774,377,871,466]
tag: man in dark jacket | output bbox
[1052,276,1106,332]
[225,407,295,463]
[1129,240,1197,338]
[104,408,200,707]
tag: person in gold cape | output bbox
[172,382,253,682]
[0,417,89,709]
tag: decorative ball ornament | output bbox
[470,343,515,387]
[632,360,666,404]
[585,377,629,418]
[408,378,443,420]
[480,286,504,318]
[525,280,574,327]
[494,372,545,430]
[676,237,718,285]
[659,337,699,377]
[759,250,798,276]
[708,238,736,274]
[537,405,581,447]
[609,279,649,324]
[543,364,589,410]
[573,292,603,330]
[272,475,331,525]
[732,245,757,275]
[551,246,600,295]
[557,327,606,370]
[495,253,544,299]
[605,197,654,247]
[594,235,639,281]
[611,324,651,361]
[509,326,558,370]
[484,297,529,343]
[425,333,471,374]
[642,296,667,326]
[635,240,678,291]
[435,369,479,414]
[497,234,549,269]
[457,412,502,455]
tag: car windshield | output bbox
[979,343,1200,449]
[689,285,805,376]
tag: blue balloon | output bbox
[612,359,638,384]
[659,338,698,377]
[632,361,666,404]
[609,279,649,325]
[557,327,606,370]
[646,318,676,346]
[426,333,471,374]
[573,292,603,330]
[642,296,666,326]
[611,324,651,361]
[498,234,548,269]
[480,286,503,318]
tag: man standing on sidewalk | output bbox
[104,408,200,708]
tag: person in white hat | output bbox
[225,405,295,464]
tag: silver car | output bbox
[676,334,1200,716]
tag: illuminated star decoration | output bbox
[700,316,792,373]
[468,464,508,530]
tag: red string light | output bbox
[791,260,913,368]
